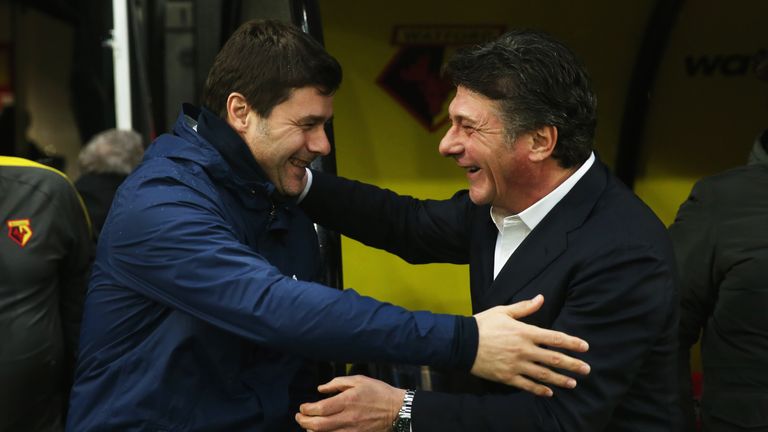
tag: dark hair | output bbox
[202,19,342,118]
[443,29,597,168]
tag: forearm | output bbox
[134,258,477,368]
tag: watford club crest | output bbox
[377,25,505,132]
[7,219,33,247]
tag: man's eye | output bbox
[462,125,475,133]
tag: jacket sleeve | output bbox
[301,169,472,265]
[55,176,94,373]
[668,180,717,432]
[412,243,677,431]
[104,174,476,370]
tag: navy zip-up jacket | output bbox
[66,105,476,431]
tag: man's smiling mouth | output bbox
[289,157,311,168]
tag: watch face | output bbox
[393,416,411,432]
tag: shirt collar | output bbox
[490,152,595,232]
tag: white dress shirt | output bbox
[491,152,595,278]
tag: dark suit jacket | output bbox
[670,139,768,431]
[301,158,679,431]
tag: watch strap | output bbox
[392,389,415,432]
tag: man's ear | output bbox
[226,92,253,133]
[529,125,558,162]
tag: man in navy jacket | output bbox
[66,20,590,431]
[297,30,679,431]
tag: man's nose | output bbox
[308,128,331,156]
[438,125,463,157]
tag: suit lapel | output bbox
[469,211,498,312]
[476,159,609,310]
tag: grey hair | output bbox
[78,129,144,175]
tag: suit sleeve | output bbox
[301,169,471,265]
[413,243,677,431]
[668,180,717,431]
[105,174,475,369]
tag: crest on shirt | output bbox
[377,25,505,132]
[7,219,33,247]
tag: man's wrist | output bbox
[453,315,479,371]
[391,389,415,432]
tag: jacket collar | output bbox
[194,105,274,189]
[163,104,296,229]
[172,104,296,203]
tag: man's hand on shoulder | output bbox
[472,294,591,396]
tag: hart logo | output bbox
[7,219,33,247]
[377,25,504,132]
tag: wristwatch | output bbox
[392,390,415,432]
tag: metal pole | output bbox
[614,0,682,188]
[110,0,133,129]
[291,0,343,291]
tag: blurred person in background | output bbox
[74,129,144,239]
[0,106,65,170]
[671,53,768,432]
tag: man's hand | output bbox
[295,375,404,432]
[472,294,591,397]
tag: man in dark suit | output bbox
[295,29,678,431]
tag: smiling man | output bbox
[65,20,592,432]
[296,29,679,431]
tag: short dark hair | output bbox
[443,29,597,168]
[203,19,342,118]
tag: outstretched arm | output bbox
[296,295,591,432]
[297,241,676,431]
[113,175,587,384]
